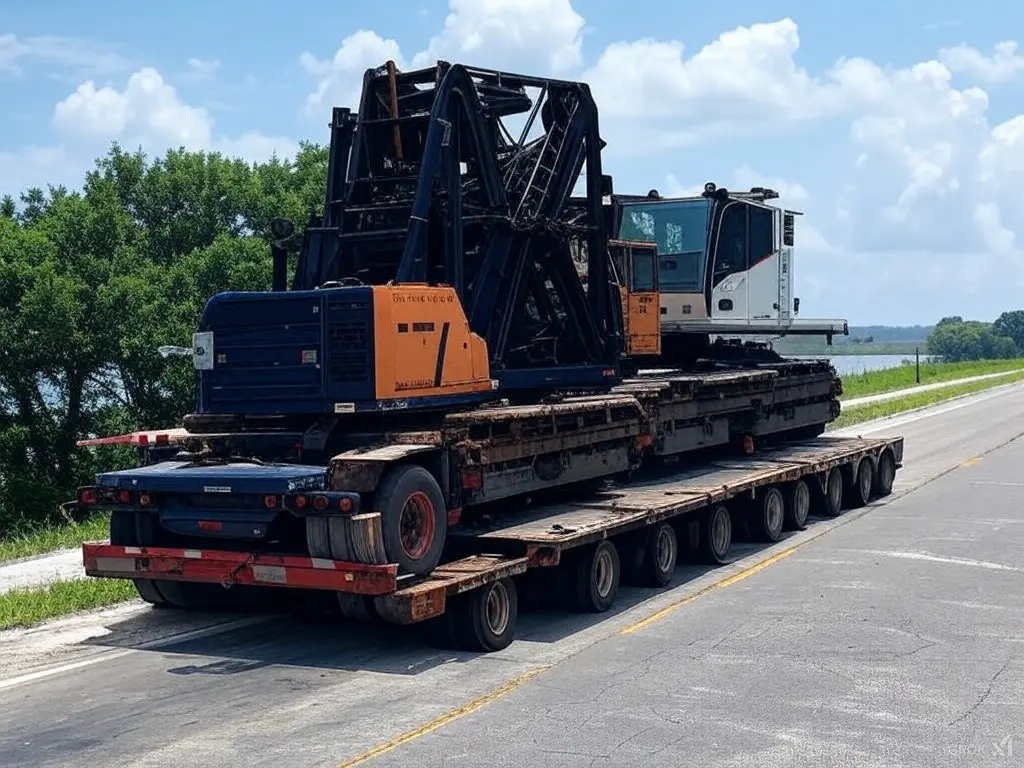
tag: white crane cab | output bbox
[613,183,848,343]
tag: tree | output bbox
[993,310,1024,353]
[0,141,329,534]
[926,318,1017,362]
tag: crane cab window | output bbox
[608,242,658,292]
[712,201,777,286]
[618,199,710,292]
[629,246,657,292]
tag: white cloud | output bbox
[186,57,220,76]
[939,41,1024,83]
[53,67,213,148]
[300,0,584,114]
[1,66,296,198]
[410,0,584,72]
[0,34,130,77]
[49,67,296,160]
[299,30,404,113]
[583,20,836,123]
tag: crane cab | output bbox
[609,239,661,357]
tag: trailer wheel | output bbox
[699,505,732,564]
[337,593,382,623]
[873,449,896,498]
[109,510,167,607]
[376,465,447,576]
[572,540,620,612]
[621,523,677,588]
[751,486,785,543]
[642,523,678,587]
[846,457,874,508]
[305,517,331,559]
[452,577,518,652]
[783,479,811,531]
[817,468,843,518]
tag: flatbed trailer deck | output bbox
[82,434,902,652]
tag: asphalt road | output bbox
[2,382,1024,768]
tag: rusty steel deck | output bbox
[454,435,902,554]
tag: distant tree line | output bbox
[926,313,1024,362]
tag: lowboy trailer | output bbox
[74,58,904,652]
[80,432,902,652]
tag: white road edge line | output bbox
[0,615,267,692]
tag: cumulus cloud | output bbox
[583,20,838,124]
[299,30,404,113]
[49,67,296,159]
[939,41,1024,83]
[410,0,584,72]
[299,0,585,113]
[1,66,296,198]
[53,67,213,148]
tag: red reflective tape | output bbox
[76,428,190,448]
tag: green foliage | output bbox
[926,317,1019,362]
[0,141,329,535]
[993,310,1024,352]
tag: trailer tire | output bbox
[338,593,382,623]
[376,465,447,577]
[700,505,732,564]
[846,457,874,509]
[783,479,811,531]
[817,468,843,518]
[751,486,785,543]
[643,523,678,587]
[305,517,331,559]
[109,510,167,607]
[452,577,518,652]
[873,449,896,497]
[572,540,620,612]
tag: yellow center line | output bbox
[336,666,549,767]
[620,546,799,635]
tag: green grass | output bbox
[0,513,110,564]
[0,577,138,630]
[839,358,1024,400]
[831,369,1024,429]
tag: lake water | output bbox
[796,353,934,376]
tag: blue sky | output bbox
[3,0,1024,326]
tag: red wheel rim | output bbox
[400,491,436,560]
